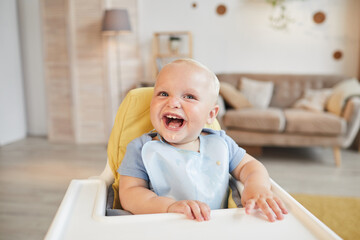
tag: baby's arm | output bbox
[119,175,210,221]
[231,154,288,222]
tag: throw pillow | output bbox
[240,77,274,109]
[326,78,360,116]
[293,88,333,113]
[219,82,252,109]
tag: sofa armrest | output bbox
[341,97,360,148]
[342,97,360,120]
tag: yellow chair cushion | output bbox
[106,87,236,209]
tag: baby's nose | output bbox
[167,96,181,108]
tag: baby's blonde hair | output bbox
[162,58,220,99]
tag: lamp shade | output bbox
[102,9,131,34]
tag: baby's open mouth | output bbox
[163,114,185,129]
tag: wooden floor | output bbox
[0,137,359,240]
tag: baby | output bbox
[118,59,288,222]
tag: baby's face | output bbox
[150,62,218,146]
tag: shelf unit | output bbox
[152,31,193,78]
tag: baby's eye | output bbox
[158,92,168,97]
[184,94,196,100]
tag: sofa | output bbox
[216,73,360,167]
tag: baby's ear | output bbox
[206,105,219,124]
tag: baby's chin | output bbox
[157,127,199,146]
[162,132,181,143]
[162,133,198,147]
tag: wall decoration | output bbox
[192,2,197,8]
[267,0,293,30]
[333,50,343,60]
[216,4,227,15]
[313,11,326,24]
[266,0,304,30]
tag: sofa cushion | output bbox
[293,88,333,113]
[284,109,346,136]
[217,74,348,108]
[223,108,285,132]
[240,77,274,109]
[219,82,252,109]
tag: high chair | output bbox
[45,87,341,240]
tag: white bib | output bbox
[142,134,229,209]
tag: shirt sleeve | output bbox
[117,134,151,181]
[222,131,246,172]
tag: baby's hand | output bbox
[241,184,288,222]
[167,200,211,221]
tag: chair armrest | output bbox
[341,97,360,148]
[232,178,340,240]
[45,179,108,239]
[89,158,114,187]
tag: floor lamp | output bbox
[102,9,131,101]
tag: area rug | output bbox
[291,194,360,240]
